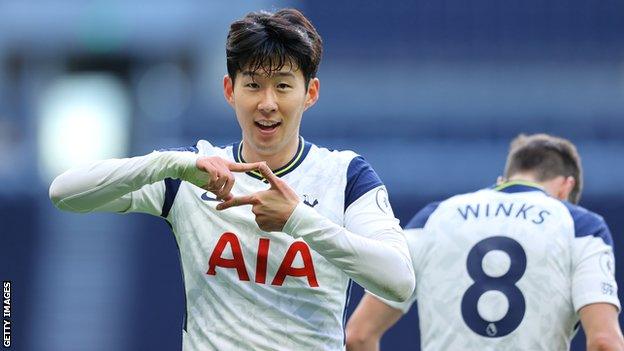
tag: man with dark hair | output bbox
[48,9,414,350]
[504,133,582,204]
[346,133,623,351]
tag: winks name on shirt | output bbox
[457,201,551,225]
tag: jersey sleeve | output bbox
[377,199,439,313]
[121,146,199,216]
[568,205,621,312]
[124,182,167,215]
[87,182,165,216]
[282,156,415,302]
[343,184,408,260]
[49,145,206,216]
[342,156,401,240]
[376,227,430,313]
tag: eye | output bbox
[245,82,260,89]
[277,83,292,90]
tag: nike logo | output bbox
[304,199,318,207]
[201,192,220,202]
[303,194,319,208]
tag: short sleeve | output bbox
[344,185,402,239]
[344,156,383,211]
[567,204,620,312]
[571,236,620,312]
[343,155,401,237]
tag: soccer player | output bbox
[346,134,624,351]
[48,8,415,350]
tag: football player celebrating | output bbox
[49,8,414,350]
[346,134,623,351]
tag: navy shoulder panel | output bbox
[563,202,613,246]
[161,178,182,218]
[157,144,198,218]
[344,156,383,210]
[405,202,441,229]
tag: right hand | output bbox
[187,157,265,201]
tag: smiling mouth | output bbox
[254,121,282,132]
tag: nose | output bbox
[258,88,278,114]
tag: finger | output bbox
[197,159,216,176]
[255,163,280,186]
[201,169,219,191]
[217,173,235,200]
[216,195,259,211]
[214,173,226,190]
[228,162,267,173]
[214,171,228,198]
[199,165,219,187]
[201,179,217,192]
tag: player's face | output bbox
[223,65,319,158]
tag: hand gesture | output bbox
[184,157,265,201]
[216,163,300,232]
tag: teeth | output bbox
[257,120,279,127]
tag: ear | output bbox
[223,75,235,107]
[303,78,320,111]
[561,176,576,202]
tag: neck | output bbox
[505,173,543,187]
[505,172,571,202]
[241,136,300,171]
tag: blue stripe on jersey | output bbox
[156,144,198,331]
[563,201,613,247]
[161,178,182,218]
[157,144,199,218]
[344,156,383,210]
[572,321,581,335]
[406,202,440,229]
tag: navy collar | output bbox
[493,181,546,194]
[232,136,312,182]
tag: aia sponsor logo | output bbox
[206,232,319,287]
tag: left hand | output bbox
[216,162,301,232]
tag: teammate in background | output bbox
[346,134,624,351]
[48,9,414,350]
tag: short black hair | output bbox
[226,8,323,86]
[504,133,583,203]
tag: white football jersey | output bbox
[123,137,403,350]
[384,181,620,351]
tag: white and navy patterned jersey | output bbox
[124,137,401,350]
[383,181,620,351]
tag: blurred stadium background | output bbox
[0,0,623,350]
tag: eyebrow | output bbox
[241,71,296,78]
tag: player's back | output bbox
[405,182,618,350]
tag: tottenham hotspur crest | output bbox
[375,187,392,214]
